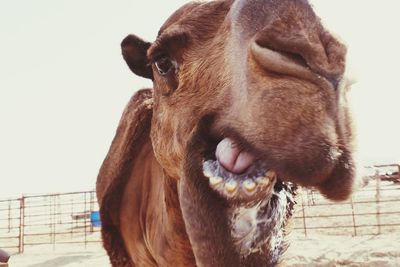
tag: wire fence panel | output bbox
[0,191,101,255]
[0,198,20,253]
[292,177,400,236]
[0,173,399,255]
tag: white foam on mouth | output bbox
[229,185,294,263]
[230,200,267,253]
[203,154,298,264]
[266,190,289,261]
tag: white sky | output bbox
[0,1,399,198]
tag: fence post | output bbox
[18,197,25,254]
[350,196,357,236]
[301,188,307,237]
[375,170,381,235]
[52,195,56,251]
[70,196,74,238]
[90,191,94,233]
[398,164,400,182]
[84,192,87,248]
[7,200,11,233]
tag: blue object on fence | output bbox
[90,211,101,227]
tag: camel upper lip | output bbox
[251,42,337,90]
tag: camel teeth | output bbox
[209,176,223,187]
[265,170,277,179]
[203,169,213,178]
[224,180,238,193]
[243,179,256,193]
[256,176,270,186]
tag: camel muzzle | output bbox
[232,0,346,88]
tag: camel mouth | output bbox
[202,137,292,205]
[201,138,298,257]
[202,159,277,204]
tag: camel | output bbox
[96,0,355,266]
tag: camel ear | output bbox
[121,35,153,80]
[96,89,153,265]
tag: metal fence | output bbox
[293,175,400,236]
[0,174,399,255]
[0,191,100,255]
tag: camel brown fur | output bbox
[97,1,355,266]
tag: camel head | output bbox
[123,0,353,202]
[99,0,355,266]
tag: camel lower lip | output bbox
[202,159,277,203]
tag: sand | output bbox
[283,233,400,267]
[9,244,109,267]
[8,233,400,267]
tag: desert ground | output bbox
[7,232,400,267]
[284,233,400,267]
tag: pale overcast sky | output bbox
[0,1,399,198]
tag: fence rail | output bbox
[293,175,400,236]
[0,191,101,255]
[0,173,399,255]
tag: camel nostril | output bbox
[281,51,307,69]
[251,6,347,89]
[256,43,341,90]
[251,41,343,91]
[255,41,309,70]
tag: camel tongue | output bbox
[215,138,255,174]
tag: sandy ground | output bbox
[8,233,400,267]
[9,244,109,267]
[283,233,400,267]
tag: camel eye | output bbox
[154,56,176,76]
